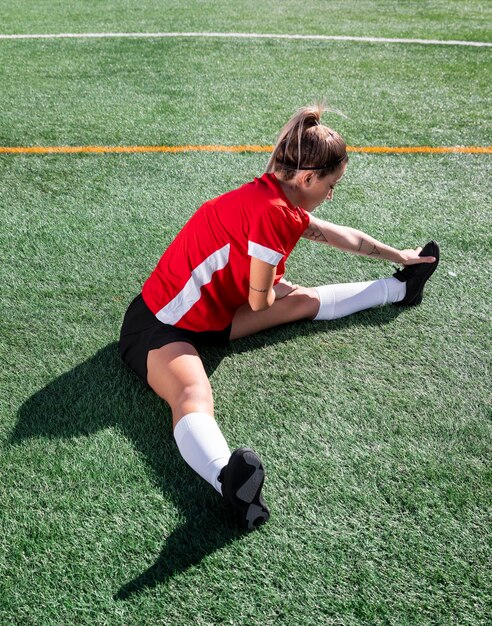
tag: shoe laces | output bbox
[394,266,411,280]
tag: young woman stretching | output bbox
[119,105,439,531]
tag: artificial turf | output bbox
[0,36,491,148]
[1,0,491,42]
[1,3,491,625]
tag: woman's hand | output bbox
[273,279,299,300]
[400,247,437,266]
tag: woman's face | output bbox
[299,161,347,212]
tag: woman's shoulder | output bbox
[211,173,307,224]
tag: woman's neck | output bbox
[275,177,304,209]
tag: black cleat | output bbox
[219,447,270,531]
[393,240,440,307]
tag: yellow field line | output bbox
[350,146,492,154]
[0,144,272,154]
[0,144,491,155]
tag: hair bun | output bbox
[266,104,347,178]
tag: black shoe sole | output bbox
[394,240,440,307]
[222,447,270,531]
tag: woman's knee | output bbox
[174,381,214,417]
[287,286,320,319]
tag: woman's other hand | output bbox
[273,279,299,299]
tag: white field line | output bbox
[0,31,491,47]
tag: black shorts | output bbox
[118,293,231,387]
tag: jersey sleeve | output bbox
[248,204,306,266]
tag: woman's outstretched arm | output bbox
[302,214,436,266]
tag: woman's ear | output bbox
[302,172,315,187]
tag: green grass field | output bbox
[1,2,491,625]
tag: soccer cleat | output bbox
[218,447,270,531]
[393,240,440,307]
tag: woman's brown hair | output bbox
[266,104,348,181]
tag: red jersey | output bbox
[142,173,310,331]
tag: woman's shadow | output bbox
[10,308,401,600]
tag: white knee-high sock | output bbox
[313,277,406,321]
[173,412,231,495]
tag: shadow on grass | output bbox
[11,306,402,599]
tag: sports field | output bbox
[1,2,491,624]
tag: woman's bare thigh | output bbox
[230,286,320,340]
[146,341,214,428]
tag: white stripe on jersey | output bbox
[248,241,283,266]
[155,244,231,325]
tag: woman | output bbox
[119,105,439,530]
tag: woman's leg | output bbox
[230,277,406,340]
[147,342,230,493]
[231,286,320,339]
[147,341,270,529]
